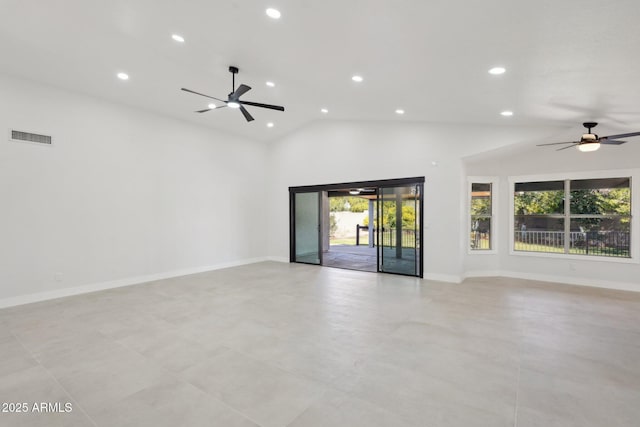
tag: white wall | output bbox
[6,72,632,304]
[0,74,268,305]
[465,142,640,290]
[266,120,558,281]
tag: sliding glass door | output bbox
[289,177,423,277]
[292,192,321,264]
[377,183,422,276]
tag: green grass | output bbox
[514,242,564,253]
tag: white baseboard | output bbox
[463,269,640,292]
[265,256,289,263]
[462,270,504,279]
[5,259,636,310]
[267,260,638,292]
[0,257,269,309]
[424,273,462,283]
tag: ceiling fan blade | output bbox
[239,100,285,111]
[194,104,228,113]
[537,141,579,146]
[603,131,640,139]
[181,88,226,103]
[600,139,627,145]
[557,144,579,151]
[239,105,254,122]
[231,84,252,99]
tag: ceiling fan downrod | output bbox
[229,66,239,94]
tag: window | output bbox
[469,179,496,252]
[513,177,631,258]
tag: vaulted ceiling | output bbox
[1,0,639,142]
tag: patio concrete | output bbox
[323,245,377,273]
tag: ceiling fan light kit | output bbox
[181,66,285,122]
[577,142,601,152]
[537,122,640,152]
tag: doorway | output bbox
[289,177,424,278]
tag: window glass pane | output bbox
[471,215,491,250]
[514,216,564,253]
[471,183,492,250]
[471,183,491,215]
[294,192,320,264]
[570,178,631,215]
[569,218,631,258]
[514,181,564,215]
[513,177,632,258]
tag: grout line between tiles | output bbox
[10,330,99,427]
[111,337,268,427]
[216,344,329,425]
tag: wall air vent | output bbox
[9,129,53,145]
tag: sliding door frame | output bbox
[289,190,323,265]
[289,176,425,277]
[376,182,424,278]
[289,177,424,194]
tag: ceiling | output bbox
[1,0,639,142]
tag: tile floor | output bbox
[1,261,639,426]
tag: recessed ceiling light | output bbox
[489,67,506,75]
[352,75,364,83]
[267,122,275,128]
[117,72,129,80]
[227,102,241,109]
[321,108,329,114]
[501,111,514,116]
[266,8,281,19]
[395,109,405,115]
[266,81,275,87]
[172,34,185,43]
[208,103,217,109]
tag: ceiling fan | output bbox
[349,188,376,195]
[181,66,285,122]
[537,122,640,152]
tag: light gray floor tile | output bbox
[517,367,640,427]
[287,388,415,427]
[181,349,325,427]
[337,357,515,426]
[0,366,94,427]
[1,262,639,427]
[0,335,39,377]
[91,378,258,427]
[52,349,169,415]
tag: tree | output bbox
[514,190,564,215]
[515,187,630,232]
[329,196,369,212]
[598,188,630,216]
[363,203,415,228]
[471,197,491,216]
